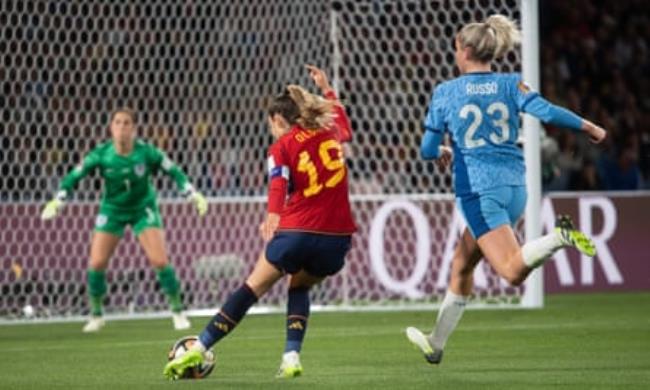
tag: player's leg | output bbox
[137,226,189,330]
[464,186,531,285]
[275,233,351,378]
[476,187,595,285]
[521,214,597,268]
[285,272,322,354]
[477,225,530,285]
[84,232,120,332]
[202,251,283,344]
[164,251,284,380]
[431,228,482,354]
[277,271,323,378]
[134,205,190,329]
[480,216,596,286]
[406,228,482,364]
[83,212,123,332]
[406,188,519,359]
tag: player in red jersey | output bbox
[164,65,356,380]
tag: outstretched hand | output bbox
[305,64,333,93]
[41,198,64,220]
[583,120,607,144]
[189,191,208,217]
[436,146,453,170]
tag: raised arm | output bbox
[42,148,101,220]
[324,89,353,143]
[59,148,101,196]
[516,79,607,143]
[523,96,607,143]
[149,146,191,193]
[305,64,353,142]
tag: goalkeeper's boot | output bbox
[82,316,105,333]
[406,327,444,365]
[555,215,596,257]
[172,312,191,330]
[276,351,303,379]
[163,349,204,380]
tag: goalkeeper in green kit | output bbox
[41,108,208,332]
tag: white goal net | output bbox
[0,0,528,322]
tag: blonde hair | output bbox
[457,14,521,63]
[285,85,338,130]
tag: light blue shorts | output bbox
[456,185,527,239]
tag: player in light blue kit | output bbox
[406,15,607,364]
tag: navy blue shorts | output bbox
[265,232,352,277]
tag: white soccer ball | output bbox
[168,336,216,379]
[22,304,35,318]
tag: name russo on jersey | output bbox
[465,81,498,95]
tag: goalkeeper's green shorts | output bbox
[94,202,163,237]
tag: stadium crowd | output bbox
[1,0,648,201]
[540,0,650,191]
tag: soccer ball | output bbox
[22,304,35,318]
[167,336,216,379]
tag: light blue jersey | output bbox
[424,72,535,196]
[422,72,584,237]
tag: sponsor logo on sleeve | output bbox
[95,214,108,227]
[517,80,532,94]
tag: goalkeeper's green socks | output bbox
[87,269,107,316]
[156,264,183,313]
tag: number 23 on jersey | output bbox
[297,140,345,197]
[460,102,511,149]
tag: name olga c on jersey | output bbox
[466,82,498,95]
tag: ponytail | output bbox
[268,85,338,130]
[457,14,521,63]
[286,85,337,130]
[485,14,521,59]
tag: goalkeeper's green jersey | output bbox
[59,140,191,212]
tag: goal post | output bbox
[521,0,544,308]
[0,0,542,323]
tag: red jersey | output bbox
[266,92,356,234]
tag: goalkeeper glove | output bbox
[183,185,208,217]
[190,191,208,217]
[41,191,67,220]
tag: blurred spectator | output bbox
[597,133,642,190]
[1,1,648,201]
[541,0,650,191]
[571,159,602,191]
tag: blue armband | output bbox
[523,96,583,131]
[420,130,443,160]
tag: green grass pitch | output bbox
[1,292,649,389]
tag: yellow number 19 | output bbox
[297,140,345,198]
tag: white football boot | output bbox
[82,316,105,333]
[406,327,444,364]
[276,351,303,378]
[172,312,191,330]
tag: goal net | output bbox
[0,0,530,322]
